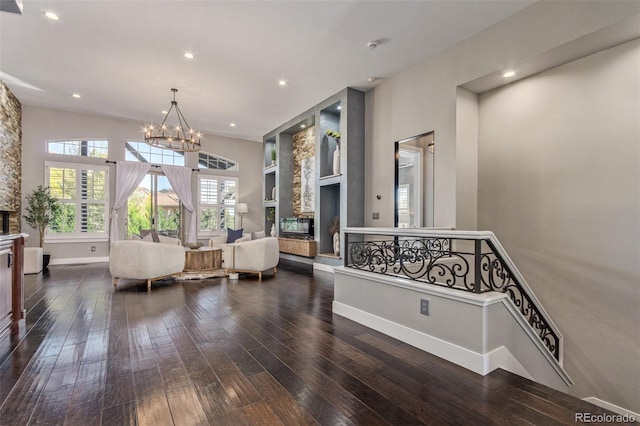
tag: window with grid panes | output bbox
[125,141,185,166]
[198,152,238,171]
[45,162,109,241]
[47,139,109,158]
[198,175,238,235]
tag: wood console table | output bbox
[278,238,317,257]
[0,234,26,336]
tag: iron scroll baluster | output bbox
[344,230,561,361]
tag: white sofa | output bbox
[109,240,185,291]
[210,235,279,280]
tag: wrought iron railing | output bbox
[343,228,561,361]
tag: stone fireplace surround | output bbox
[0,81,22,235]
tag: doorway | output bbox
[127,173,180,238]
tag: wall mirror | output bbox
[394,132,434,228]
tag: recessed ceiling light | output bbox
[278,79,287,86]
[184,52,194,59]
[230,123,236,127]
[44,11,60,21]
[72,93,81,98]
[300,124,306,128]
[161,110,168,114]
[503,71,516,78]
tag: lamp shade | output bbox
[237,203,249,214]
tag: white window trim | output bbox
[197,174,239,238]
[44,161,110,242]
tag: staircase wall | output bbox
[334,267,571,391]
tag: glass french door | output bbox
[127,173,180,238]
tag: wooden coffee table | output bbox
[183,247,222,273]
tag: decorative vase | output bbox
[271,186,277,200]
[270,223,276,237]
[332,146,340,175]
[333,232,340,256]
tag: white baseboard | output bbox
[332,301,519,376]
[583,397,639,419]
[313,262,334,273]
[49,256,109,266]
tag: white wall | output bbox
[363,0,639,414]
[21,105,262,261]
[455,87,478,231]
[478,39,640,414]
[364,1,639,228]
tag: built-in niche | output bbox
[265,172,276,201]
[319,184,340,256]
[319,101,341,178]
[264,137,276,168]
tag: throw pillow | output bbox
[251,231,265,240]
[226,228,244,243]
[236,235,251,243]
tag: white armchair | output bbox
[213,236,279,280]
[109,240,185,291]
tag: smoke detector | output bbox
[367,41,378,50]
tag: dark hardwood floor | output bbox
[0,263,613,425]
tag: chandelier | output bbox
[144,88,202,152]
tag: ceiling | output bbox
[0,1,533,142]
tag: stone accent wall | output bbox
[0,82,22,233]
[292,126,315,217]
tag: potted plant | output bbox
[271,147,277,165]
[23,185,61,267]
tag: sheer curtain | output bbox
[110,162,151,242]
[161,165,196,243]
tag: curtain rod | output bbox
[105,160,199,172]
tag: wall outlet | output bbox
[420,299,429,315]
[91,246,96,252]
[372,212,380,220]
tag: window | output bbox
[198,152,238,171]
[125,141,185,166]
[199,175,237,235]
[397,184,410,228]
[45,162,109,241]
[47,139,108,158]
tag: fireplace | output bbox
[1,211,9,234]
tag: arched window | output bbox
[198,152,238,171]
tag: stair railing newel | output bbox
[343,228,561,361]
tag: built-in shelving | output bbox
[262,88,365,265]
